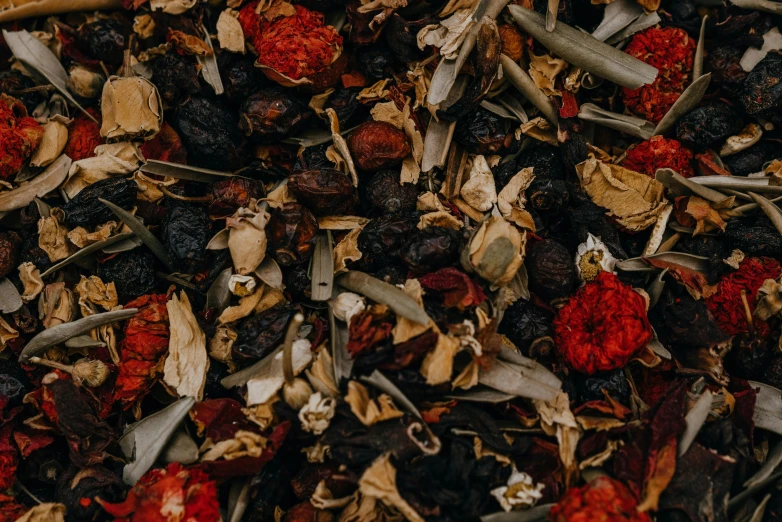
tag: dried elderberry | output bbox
[62,178,138,228]
[358,211,420,270]
[0,358,31,407]
[526,239,576,303]
[740,52,782,124]
[676,103,743,150]
[499,299,554,352]
[453,107,508,155]
[222,57,269,103]
[161,200,212,274]
[97,250,157,302]
[239,88,312,143]
[266,203,318,267]
[723,141,782,176]
[364,170,418,214]
[576,370,630,403]
[400,227,462,275]
[0,71,46,113]
[233,306,297,361]
[150,50,201,106]
[174,97,244,170]
[707,46,748,94]
[77,19,128,65]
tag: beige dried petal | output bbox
[358,0,407,13]
[335,227,363,274]
[519,117,558,145]
[19,262,44,303]
[765,159,782,186]
[309,89,334,119]
[218,287,264,325]
[39,283,76,329]
[392,279,434,344]
[201,430,267,461]
[439,0,479,17]
[474,436,511,464]
[534,392,581,486]
[67,221,117,249]
[345,381,404,426]
[576,158,667,232]
[242,397,279,430]
[150,0,197,15]
[299,392,336,435]
[163,292,209,400]
[15,503,66,522]
[312,480,352,509]
[420,334,461,385]
[528,51,567,96]
[406,62,431,110]
[466,215,526,286]
[318,216,369,230]
[246,340,312,406]
[417,192,446,212]
[100,76,162,142]
[132,171,177,203]
[227,208,269,275]
[400,156,421,185]
[307,346,340,397]
[0,315,19,352]
[217,9,246,53]
[75,275,118,316]
[755,278,782,321]
[357,79,392,101]
[68,66,105,99]
[460,155,497,212]
[580,439,622,469]
[208,325,237,371]
[133,14,156,39]
[30,120,68,168]
[417,9,475,60]
[255,287,286,314]
[418,211,463,230]
[64,142,143,198]
[453,359,479,389]
[497,167,534,218]
[370,101,405,128]
[358,454,424,522]
[326,109,359,187]
[38,208,70,262]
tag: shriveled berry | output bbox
[175,97,245,170]
[357,48,397,81]
[266,203,318,266]
[239,88,312,143]
[676,103,743,150]
[62,178,138,228]
[723,141,782,176]
[347,121,411,172]
[453,107,508,155]
[764,355,782,389]
[527,180,571,213]
[365,170,418,213]
[499,299,554,351]
[150,50,201,105]
[222,57,269,103]
[358,212,420,270]
[0,231,21,278]
[526,239,575,302]
[576,369,630,403]
[97,249,157,302]
[161,202,212,274]
[78,19,128,65]
[234,306,297,361]
[400,228,462,275]
[0,358,31,407]
[287,169,357,216]
[739,52,782,122]
[708,46,748,92]
[209,178,266,218]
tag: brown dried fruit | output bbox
[267,203,319,266]
[497,24,524,62]
[287,169,358,216]
[347,121,411,172]
[0,231,21,278]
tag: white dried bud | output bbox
[283,377,314,410]
[490,469,545,512]
[228,274,257,297]
[575,233,616,283]
[332,292,366,324]
[298,392,336,435]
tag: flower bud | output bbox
[283,377,314,410]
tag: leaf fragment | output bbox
[578,103,654,139]
[0,155,71,212]
[311,232,334,302]
[0,278,22,314]
[40,232,135,278]
[336,271,430,325]
[140,159,236,183]
[99,198,174,271]
[751,381,782,435]
[654,74,711,136]
[197,24,225,95]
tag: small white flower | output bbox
[575,233,616,283]
[332,292,366,325]
[228,274,256,296]
[490,469,545,512]
[298,392,336,435]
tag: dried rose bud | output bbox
[267,203,319,266]
[209,178,266,219]
[550,477,651,522]
[100,76,163,142]
[526,239,575,302]
[497,24,524,62]
[0,231,21,279]
[461,215,525,287]
[365,170,418,213]
[554,272,653,374]
[288,168,357,216]
[347,121,411,172]
[239,88,312,143]
[0,94,44,180]
[67,65,105,99]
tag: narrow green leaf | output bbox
[41,232,135,277]
[336,271,430,325]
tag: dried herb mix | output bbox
[3,0,782,521]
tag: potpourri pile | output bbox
[2,0,782,521]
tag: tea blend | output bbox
[2,0,782,521]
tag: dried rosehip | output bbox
[150,50,201,105]
[0,231,20,279]
[174,97,245,171]
[554,272,653,374]
[454,107,508,155]
[365,170,418,214]
[676,103,743,150]
[0,94,44,180]
[239,88,312,143]
[621,136,695,178]
[63,109,102,162]
[234,306,297,361]
[288,169,357,216]
[526,239,575,302]
[77,19,128,65]
[499,300,554,351]
[550,477,651,522]
[62,177,138,227]
[209,178,266,218]
[162,201,212,273]
[400,227,462,275]
[723,141,782,176]
[97,250,157,302]
[266,203,318,266]
[347,121,411,172]
[358,211,420,270]
[739,52,782,123]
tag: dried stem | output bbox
[29,356,72,373]
[159,185,213,203]
[740,290,755,332]
[282,313,305,385]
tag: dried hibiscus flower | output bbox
[98,463,220,522]
[0,94,44,180]
[550,476,651,522]
[554,272,653,374]
[63,109,102,162]
[621,27,695,124]
[621,136,695,178]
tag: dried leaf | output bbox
[578,103,654,139]
[500,55,559,125]
[119,397,195,485]
[40,231,134,278]
[678,390,713,456]
[336,271,430,325]
[217,9,246,53]
[312,232,334,302]
[163,292,209,401]
[100,198,173,271]
[140,159,234,183]
[100,76,162,141]
[591,0,644,41]
[358,454,424,522]
[345,381,404,425]
[0,277,22,314]
[0,154,70,212]
[576,158,668,231]
[653,74,711,136]
[30,120,68,168]
[19,262,44,303]
[197,23,225,95]
[751,381,782,435]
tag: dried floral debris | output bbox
[2,1,782,521]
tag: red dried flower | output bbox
[621,27,695,123]
[140,122,187,165]
[113,294,170,408]
[622,136,695,178]
[346,305,393,357]
[419,267,486,310]
[0,494,27,522]
[705,257,782,336]
[554,272,653,374]
[550,477,651,522]
[0,94,44,180]
[240,4,343,83]
[98,463,220,522]
[64,109,102,162]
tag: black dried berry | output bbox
[357,47,397,82]
[499,299,554,351]
[62,178,138,228]
[77,19,128,65]
[708,47,748,93]
[239,88,312,143]
[150,50,201,106]
[0,71,46,113]
[576,369,630,403]
[161,202,212,273]
[222,57,269,103]
[234,306,297,361]
[724,217,782,257]
[453,107,508,155]
[400,227,462,274]
[365,170,418,214]
[174,97,245,170]
[676,103,743,150]
[739,52,782,122]
[0,357,31,407]
[764,355,782,389]
[97,249,157,302]
[0,231,21,279]
[723,141,782,176]
[525,239,575,302]
[527,179,572,213]
[358,211,420,270]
